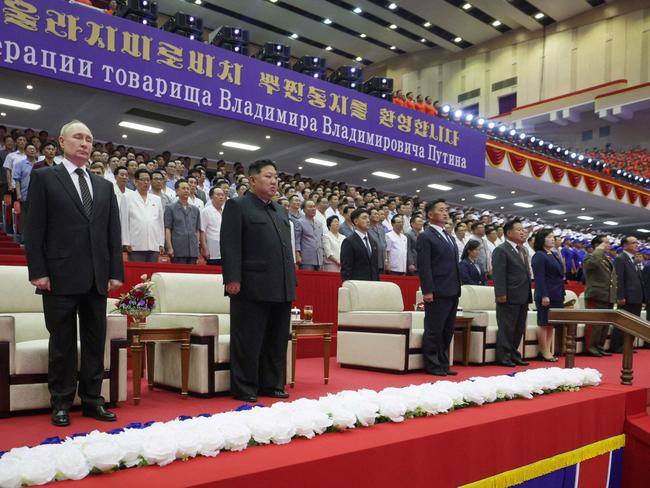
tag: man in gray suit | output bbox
[406,214,424,275]
[491,219,532,367]
[294,200,325,270]
[369,208,387,274]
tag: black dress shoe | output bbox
[597,348,611,357]
[497,361,516,367]
[52,409,70,427]
[445,370,459,376]
[258,389,289,399]
[233,394,258,403]
[426,370,447,376]
[513,359,529,366]
[587,348,604,357]
[82,405,117,422]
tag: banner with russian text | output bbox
[0,0,486,177]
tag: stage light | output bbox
[353,7,362,14]
[362,77,393,99]
[570,152,577,159]
[388,3,397,10]
[117,0,158,25]
[328,65,363,90]
[209,26,250,55]
[563,149,570,156]
[475,117,485,128]
[464,113,474,124]
[293,56,326,78]
[577,155,584,162]
[498,125,507,134]
[529,136,536,143]
[257,42,291,68]
[162,12,203,40]
[547,143,554,150]
[441,105,451,114]
[508,129,516,137]
[518,133,526,140]
[487,121,495,130]
[453,109,463,120]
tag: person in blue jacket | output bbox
[532,229,565,362]
[459,239,488,286]
[561,239,577,280]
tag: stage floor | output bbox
[1,351,649,487]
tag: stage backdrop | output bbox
[0,0,486,177]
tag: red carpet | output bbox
[0,352,649,487]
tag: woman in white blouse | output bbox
[322,215,346,272]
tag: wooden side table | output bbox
[290,322,333,388]
[454,316,474,366]
[127,326,192,405]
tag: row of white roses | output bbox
[0,367,602,487]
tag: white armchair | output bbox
[336,280,450,373]
[146,272,292,396]
[0,266,128,416]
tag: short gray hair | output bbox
[59,120,91,139]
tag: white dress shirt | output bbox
[188,195,204,210]
[385,230,408,273]
[113,183,133,245]
[104,170,116,183]
[123,191,164,251]
[200,205,223,260]
[3,150,25,189]
[61,158,94,199]
[314,210,328,235]
[483,238,498,273]
[325,207,340,220]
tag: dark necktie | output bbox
[442,229,455,249]
[75,168,93,216]
[517,245,528,268]
[363,235,372,256]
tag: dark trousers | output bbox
[171,256,197,264]
[229,297,290,397]
[387,271,406,276]
[42,287,107,410]
[585,298,612,351]
[610,303,642,352]
[129,251,159,262]
[496,302,528,363]
[206,258,222,266]
[422,296,458,372]
[299,264,320,271]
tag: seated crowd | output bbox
[1,123,649,278]
[586,147,650,179]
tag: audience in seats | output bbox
[164,179,201,264]
[385,215,408,275]
[586,148,650,179]
[294,199,325,271]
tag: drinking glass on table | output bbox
[303,305,313,322]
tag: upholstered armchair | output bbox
[145,272,292,396]
[0,266,128,417]
[336,280,452,373]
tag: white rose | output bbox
[141,434,177,467]
[378,395,407,422]
[17,452,57,486]
[83,439,123,472]
[289,410,317,439]
[219,422,252,452]
[195,421,225,457]
[348,400,379,427]
[271,415,296,445]
[172,424,201,460]
[310,410,333,434]
[54,445,90,481]
[581,368,602,386]
[113,429,145,468]
[329,407,357,430]
[246,413,276,445]
[0,458,22,488]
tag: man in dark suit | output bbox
[24,121,124,427]
[340,208,379,282]
[416,199,461,376]
[491,219,532,367]
[405,214,424,275]
[612,236,645,352]
[220,160,296,403]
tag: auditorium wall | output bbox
[366,0,650,118]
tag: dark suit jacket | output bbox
[642,264,650,305]
[583,248,617,303]
[491,242,532,304]
[614,253,645,304]
[459,258,487,286]
[340,232,379,282]
[24,163,123,295]
[416,227,460,298]
[405,230,418,269]
[531,250,565,302]
[220,191,296,302]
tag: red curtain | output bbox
[567,171,582,188]
[508,152,527,173]
[486,145,506,166]
[600,180,612,196]
[529,159,547,178]
[549,166,565,183]
[584,175,598,192]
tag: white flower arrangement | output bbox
[0,367,602,488]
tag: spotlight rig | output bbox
[209,26,249,55]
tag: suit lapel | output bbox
[54,163,89,220]
[354,233,371,263]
